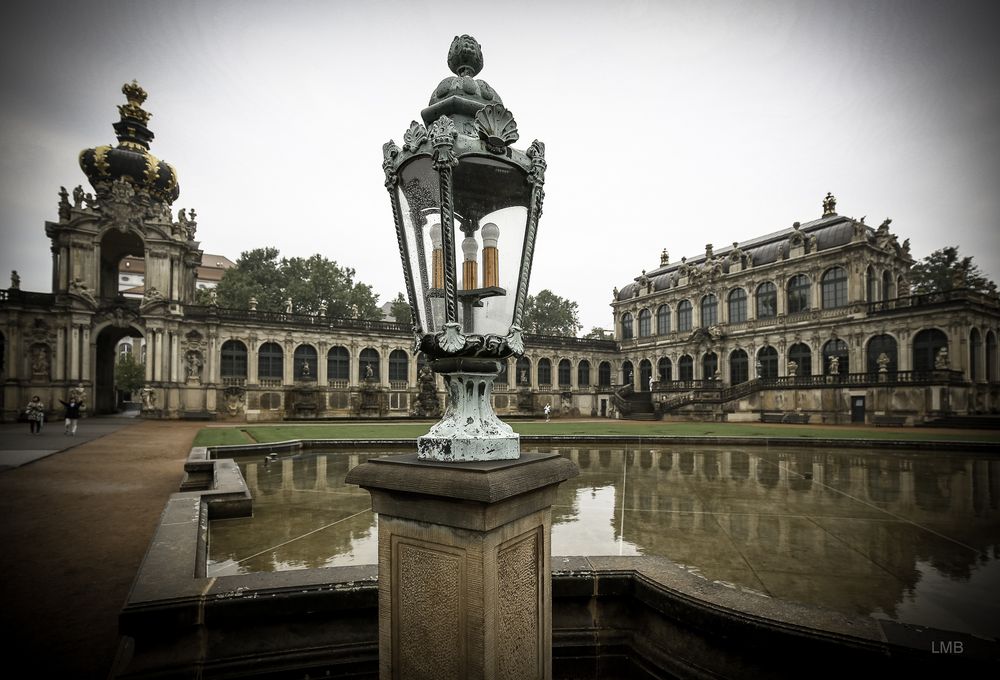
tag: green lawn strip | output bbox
[194,421,1000,445]
[193,427,256,447]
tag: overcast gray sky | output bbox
[2,0,998,333]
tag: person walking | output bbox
[60,397,83,435]
[25,396,45,434]
[544,403,551,422]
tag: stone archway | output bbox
[94,323,144,414]
[99,228,144,299]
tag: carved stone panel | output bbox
[496,527,542,680]
[392,537,466,679]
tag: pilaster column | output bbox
[170,332,179,383]
[55,326,65,381]
[154,330,163,382]
[70,326,81,380]
[248,342,259,384]
[81,326,91,382]
[284,344,294,386]
[145,332,154,382]
[318,348,329,387]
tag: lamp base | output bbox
[417,370,519,462]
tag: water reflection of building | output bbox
[209,453,377,574]
[555,447,999,619]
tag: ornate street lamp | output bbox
[382,35,546,461]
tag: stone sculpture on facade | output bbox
[935,347,949,369]
[9,270,20,290]
[412,364,442,418]
[877,352,891,373]
[787,360,798,377]
[139,386,157,411]
[828,355,840,375]
[58,186,71,220]
[822,192,837,216]
[185,350,203,381]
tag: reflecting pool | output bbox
[207,445,1000,640]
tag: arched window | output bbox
[656,305,671,334]
[913,329,948,372]
[756,282,777,319]
[516,356,531,385]
[729,349,748,385]
[558,359,572,386]
[639,359,652,390]
[621,360,634,386]
[757,346,778,379]
[221,340,248,378]
[700,294,718,327]
[496,358,508,385]
[294,344,317,380]
[389,349,409,383]
[677,300,692,332]
[638,309,651,337]
[822,339,849,375]
[359,348,380,381]
[821,267,848,309]
[621,312,633,340]
[658,357,672,382]
[987,331,998,382]
[678,355,694,381]
[882,271,894,301]
[970,328,982,381]
[787,274,811,314]
[598,361,611,387]
[866,266,876,302]
[866,334,897,376]
[787,343,812,377]
[702,352,718,380]
[577,360,591,387]
[728,289,747,323]
[327,346,350,381]
[258,342,283,381]
[538,358,552,386]
[118,342,132,358]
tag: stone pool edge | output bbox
[109,443,1000,679]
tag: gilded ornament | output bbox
[93,145,112,177]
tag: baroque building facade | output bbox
[611,193,1000,422]
[1,84,997,424]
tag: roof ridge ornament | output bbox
[822,192,837,217]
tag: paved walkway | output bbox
[0,416,203,679]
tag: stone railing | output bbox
[867,288,1000,315]
[658,370,967,412]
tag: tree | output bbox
[583,327,613,340]
[389,292,412,326]
[114,351,145,397]
[910,246,997,295]
[213,248,383,318]
[522,289,582,337]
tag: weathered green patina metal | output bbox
[383,35,547,461]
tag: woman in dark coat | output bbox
[59,398,82,435]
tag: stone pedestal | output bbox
[346,452,578,680]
